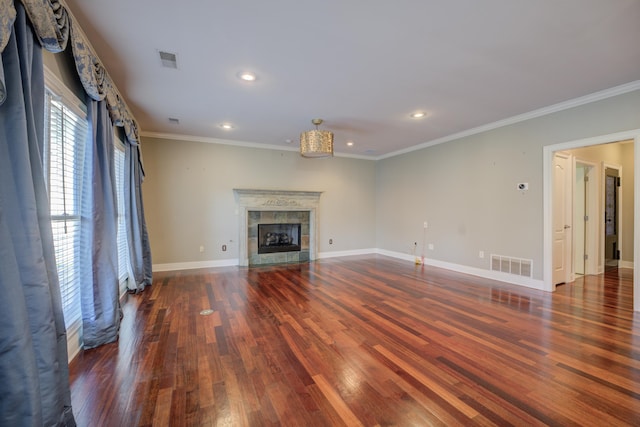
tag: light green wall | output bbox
[142,91,639,276]
[376,90,640,280]
[141,138,377,264]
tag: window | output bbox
[44,85,88,330]
[114,135,131,294]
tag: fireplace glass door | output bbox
[258,223,302,254]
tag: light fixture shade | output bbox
[300,119,334,157]
[300,129,334,157]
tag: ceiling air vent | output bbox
[158,50,178,69]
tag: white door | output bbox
[553,152,572,285]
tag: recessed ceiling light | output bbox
[220,123,233,130]
[410,112,426,119]
[346,141,354,147]
[238,72,257,82]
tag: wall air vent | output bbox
[490,254,532,278]
[168,117,180,125]
[158,50,178,69]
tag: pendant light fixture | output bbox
[300,118,333,158]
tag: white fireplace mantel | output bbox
[233,189,322,266]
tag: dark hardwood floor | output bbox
[68,255,640,426]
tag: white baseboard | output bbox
[375,249,547,291]
[151,249,546,291]
[619,260,634,269]
[318,248,377,259]
[153,249,378,271]
[153,259,239,272]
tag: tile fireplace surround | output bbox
[233,189,322,266]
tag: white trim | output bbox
[140,82,640,162]
[619,260,634,269]
[151,249,546,291]
[44,66,86,118]
[318,248,377,259]
[379,81,640,160]
[376,250,546,291]
[153,259,239,272]
[635,135,640,312]
[153,249,379,270]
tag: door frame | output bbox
[573,159,599,276]
[543,129,640,312]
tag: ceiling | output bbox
[63,0,640,159]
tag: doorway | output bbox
[543,130,639,313]
[552,149,626,284]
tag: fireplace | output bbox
[233,189,322,266]
[258,223,301,254]
[247,211,309,265]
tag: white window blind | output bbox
[44,90,87,329]
[114,137,130,293]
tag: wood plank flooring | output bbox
[68,255,640,426]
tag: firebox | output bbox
[258,223,302,254]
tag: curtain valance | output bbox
[0,1,15,54]
[0,0,140,145]
[0,0,16,104]
[69,21,140,145]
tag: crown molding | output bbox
[141,80,640,162]
[139,131,376,160]
[378,80,640,160]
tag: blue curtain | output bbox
[80,98,121,348]
[0,3,75,426]
[126,145,153,292]
[0,0,152,422]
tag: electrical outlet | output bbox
[428,244,434,250]
[329,238,333,245]
[222,244,227,251]
[424,221,428,229]
[479,250,484,258]
[199,245,205,253]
